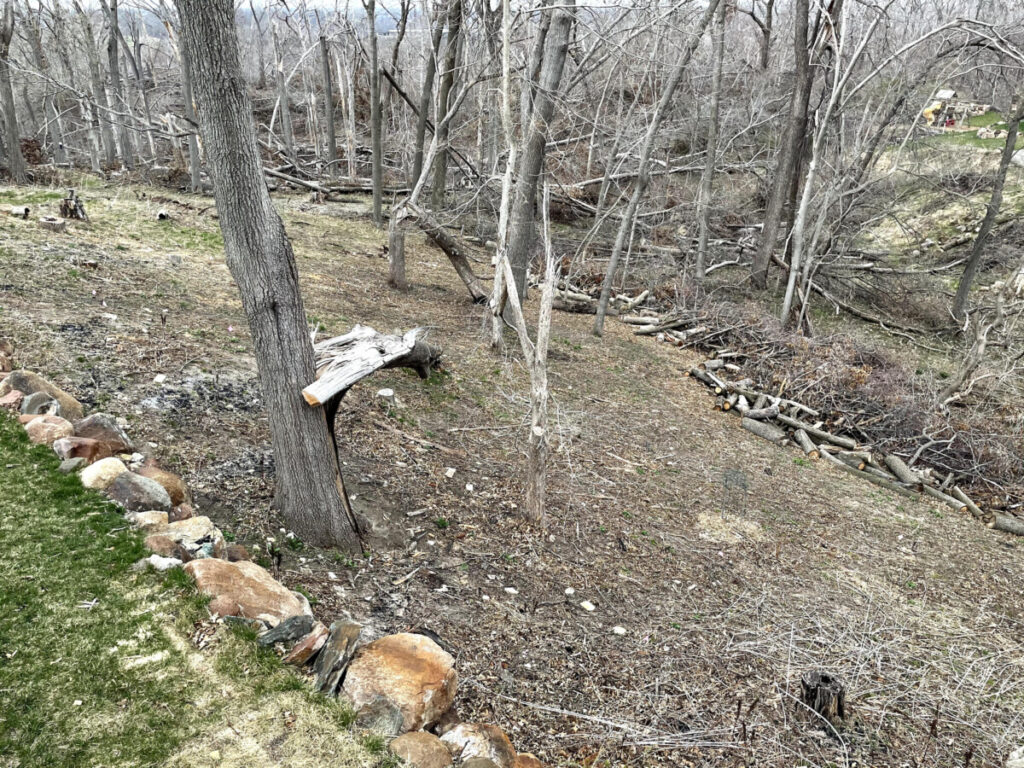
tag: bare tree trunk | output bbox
[180,42,203,192]
[430,0,463,210]
[272,21,296,165]
[952,97,1024,321]
[174,0,362,552]
[506,0,575,303]
[751,0,810,290]
[99,0,134,169]
[320,35,337,176]
[412,5,446,185]
[0,3,26,183]
[249,1,267,90]
[387,218,407,289]
[22,8,67,166]
[593,0,722,335]
[73,0,118,169]
[695,0,727,283]
[363,0,383,226]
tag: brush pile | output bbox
[622,302,1024,536]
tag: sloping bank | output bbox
[0,409,383,767]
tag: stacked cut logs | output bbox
[674,349,1022,538]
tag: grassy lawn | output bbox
[0,413,377,768]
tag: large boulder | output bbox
[21,391,59,416]
[136,464,189,506]
[441,724,516,768]
[73,413,133,454]
[106,472,173,511]
[183,559,310,623]
[52,437,111,464]
[390,732,453,768]
[24,415,74,446]
[0,389,24,412]
[0,370,83,421]
[80,457,129,490]
[342,632,457,733]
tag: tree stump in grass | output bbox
[801,670,845,722]
[38,216,67,233]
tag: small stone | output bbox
[136,554,182,572]
[312,617,363,694]
[611,626,626,635]
[579,600,596,612]
[282,622,329,666]
[168,503,194,523]
[80,457,129,490]
[224,544,250,562]
[74,413,133,454]
[389,732,453,768]
[20,391,59,416]
[25,414,74,446]
[257,614,314,647]
[52,436,110,464]
[106,472,172,511]
[441,723,516,768]
[355,696,405,737]
[153,373,167,385]
[0,370,83,421]
[136,464,189,506]
[564,587,575,596]
[504,587,518,595]
[445,467,456,478]
[0,389,24,412]
[1007,745,1024,768]
[59,457,87,474]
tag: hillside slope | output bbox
[1,181,1023,767]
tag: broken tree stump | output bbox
[38,216,67,233]
[800,670,846,722]
[59,189,88,221]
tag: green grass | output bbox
[0,189,64,206]
[0,413,372,767]
[966,109,1003,127]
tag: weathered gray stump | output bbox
[801,670,846,721]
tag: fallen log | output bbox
[744,404,779,421]
[303,325,442,406]
[922,484,969,514]
[883,454,921,488]
[405,202,489,303]
[793,429,819,459]
[776,414,856,450]
[741,417,787,445]
[952,486,987,522]
[689,367,727,393]
[991,514,1024,536]
[820,449,919,499]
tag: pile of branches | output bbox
[622,300,1024,528]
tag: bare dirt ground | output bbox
[2,179,1023,767]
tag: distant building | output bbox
[922,88,992,128]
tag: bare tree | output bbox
[0,0,26,183]
[173,0,362,551]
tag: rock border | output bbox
[1,362,543,768]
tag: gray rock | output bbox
[106,472,173,511]
[59,457,87,474]
[21,391,59,416]
[312,617,363,695]
[257,614,314,648]
[73,413,133,454]
[354,696,405,737]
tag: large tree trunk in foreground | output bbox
[175,0,362,552]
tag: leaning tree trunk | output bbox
[174,0,363,552]
[751,0,810,290]
[0,2,25,183]
[952,97,1024,321]
[505,0,575,304]
[593,0,722,335]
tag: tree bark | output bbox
[695,0,726,283]
[174,0,362,552]
[430,0,463,210]
[506,0,575,303]
[952,96,1023,320]
[320,35,337,175]
[0,2,26,183]
[412,5,446,185]
[751,0,810,290]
